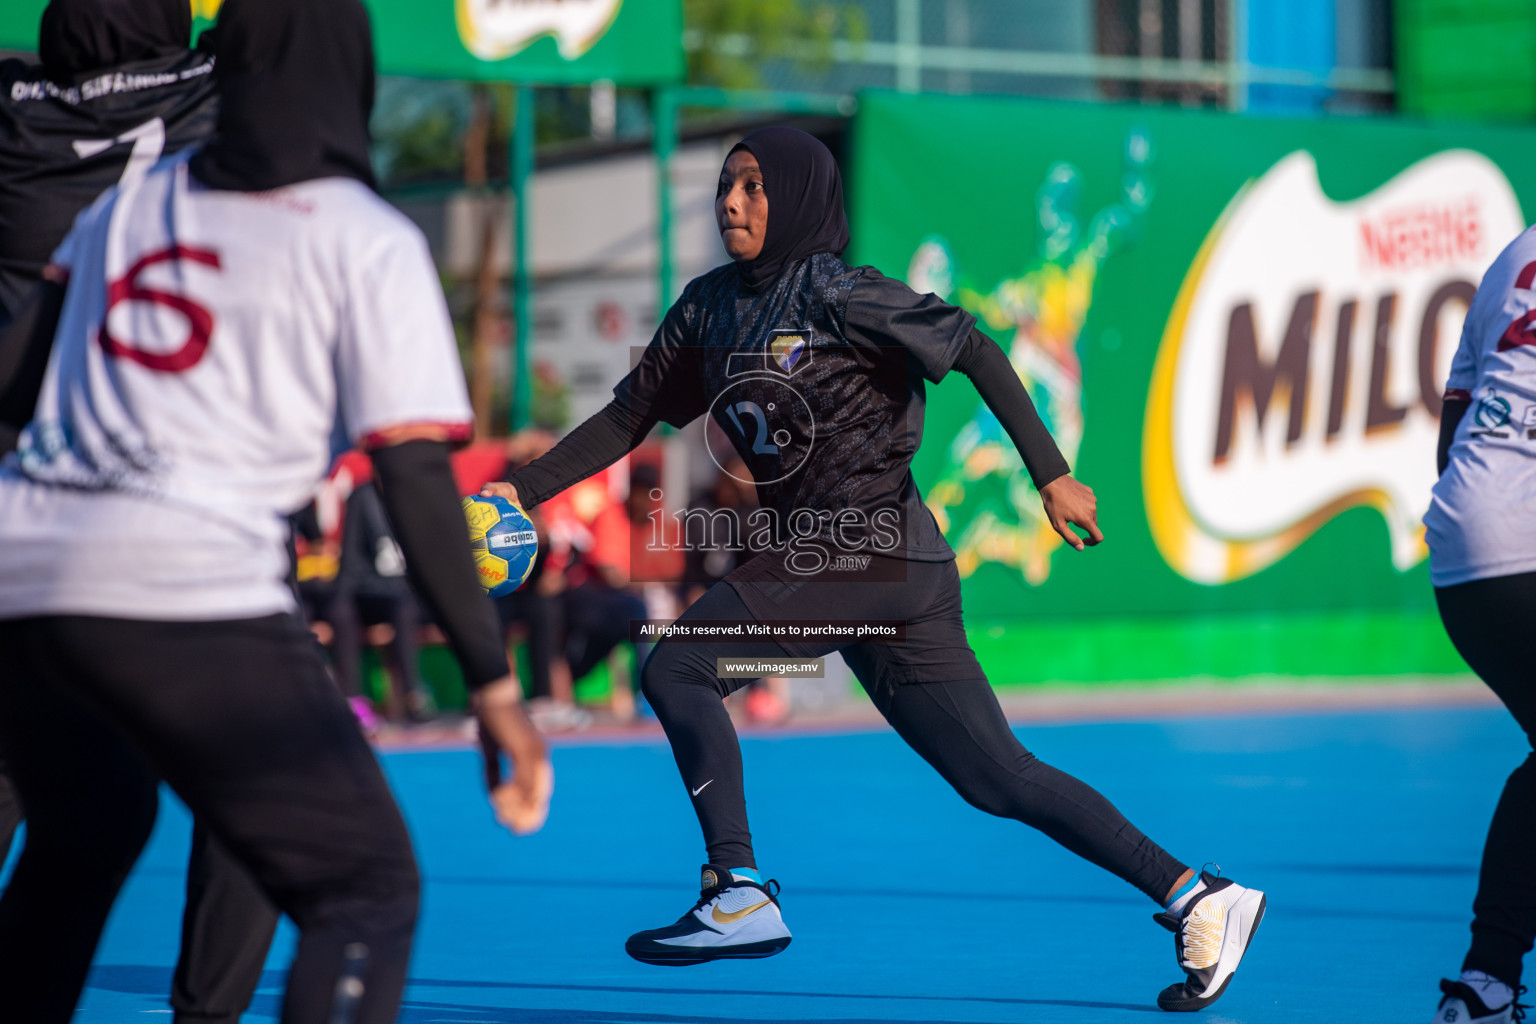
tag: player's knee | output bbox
[278,807,419,940]
[366,825,421,921]
[314,847,420,942]
[946,750,1044,820]
[1508,750,1536,782]
[639,641,719,707]
[367,857,421,938]
[953,779,1021,819]
[638,643,677,706]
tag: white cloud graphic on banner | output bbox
[457,0,623,61]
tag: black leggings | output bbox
[641,582,1186,903]
[1438,573,1536,987]
[327,590,423,702]
[0,748,19,867]
[0,615,419,1024]
[172,823,280,1024]
[0,762,276,1024]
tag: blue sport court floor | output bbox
[4,701,1521,1023]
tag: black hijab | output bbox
[729,126,850,293]
[39,0,191,81]
[191,0,376,193]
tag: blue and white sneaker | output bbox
[625,865,792,966]
[1154,871,1266,1011]
[1431,979,1528,1022]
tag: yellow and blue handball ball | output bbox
[462,494,538,598]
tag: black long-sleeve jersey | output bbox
[508,253,1071,570]
[0,47,218,321]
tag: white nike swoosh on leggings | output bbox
[692,780,713,797]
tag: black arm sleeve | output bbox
[503,400,657,508]
[1438,398,1471,476]
[951,328,1071,491]
[0,279,64,452]
[372,439,509,691]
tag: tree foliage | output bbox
[684,0,866,91]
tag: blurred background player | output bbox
[561,463,677,720]
[534,462,663,721]
[329,473,439,724]
[486,125,1265,1011]
[0,0,551,1020]
[0,0,217,450]
[0,5,287,1023]
[492,431,587,728]
[683,454,790,724]
[1425,223,1536,1024]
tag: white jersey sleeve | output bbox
[335,221,473,449]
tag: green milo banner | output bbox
[851,91,1536,682]
[0,1,683,85]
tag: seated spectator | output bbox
[539,462,680,721]
[683,458,791,725]
[682,455,756,605]
[328,478,437,725]
[290,500,338,643]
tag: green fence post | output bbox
[510,83,535,432]
[653,86,677,314]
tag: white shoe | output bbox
[525,698,592,733]
[1431,979,1526,1022]
[1154,870,1266,1011]
[625,866,792,965]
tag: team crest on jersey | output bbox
[767,329,811,376]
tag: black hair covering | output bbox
[191,0,376,193]
[728,126,850,293]
[39,0,191,81]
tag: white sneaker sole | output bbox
[1158,886,1266,1012]
[625,933,792,966]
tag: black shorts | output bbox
[726,551,984,683]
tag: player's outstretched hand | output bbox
[474,676,553,835]
[491,760,554,836]
[480,481,520,505]
[1040,475,1103,551]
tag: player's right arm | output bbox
[483,295,706,508]
[481,400,659,509]
[338,219,551,834]
[369,434,551,834]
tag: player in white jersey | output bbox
[0,1,552,1021]
[1423,224,1536,1024]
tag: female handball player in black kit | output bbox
[485,126,1265,1011]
